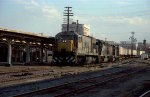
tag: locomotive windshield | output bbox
[55,31,78,41]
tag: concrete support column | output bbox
[40,43,44,63]
[26,43,30,63]
[45,49,48,62]
[7,40,12,66]
[20,50,23,62]
[30,48,33,62]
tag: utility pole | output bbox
[77,20,79,34]
[64,7,73,33]
[129,32,137,56]
[143,39,146,52]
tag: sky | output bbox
[0,0,150,43]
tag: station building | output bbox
[0,28,55,66]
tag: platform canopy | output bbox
[0,28,55,46]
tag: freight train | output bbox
[52,30,146,65]
[51,7,146,65]
[52,30,128,65]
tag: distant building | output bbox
[137,42,145,51]
[106,41,118,45]
[137,42,150,54]
[119,41,136,50]
[62,22,90,36]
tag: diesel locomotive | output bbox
[52,30,119,65]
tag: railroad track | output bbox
[139,90,150,97]
[13,61,150,97]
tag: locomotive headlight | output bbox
[37,42,41,45]
[63,40,67,42]
[49,44,52,46]
[2,38,7,41]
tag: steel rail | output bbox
[13,62,149,97]
[54,66,149,97]
[139,90,150,97]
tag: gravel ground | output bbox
[0,65,103,87]
[0,58,148,88]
